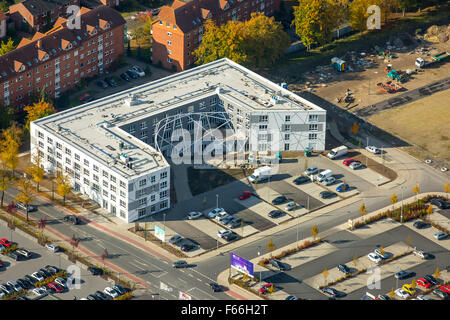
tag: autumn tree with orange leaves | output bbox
[24,98,56,131]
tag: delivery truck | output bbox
[248,166,272,183]
[327,145,348,159]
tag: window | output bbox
[151,176,156,183]
[56,152,62,160]
[129,124,135,133]
[110,194,116,201]
[93,165,99,172]
[38,141,44,148]
[151,194,156,202]
[102,170,108,178]
[284,124,291,132]
[309,114,319,122]
[259,125,267,130]
[166,40,172,46]
[103,180,108,188]
[137,189,145,198]
[75,154,80,161]
[285,115,291,122]
[120,200,126,208]
[84,168,90,176]
[103,190,108,197]
[160,181,167,189]
[139,198,147,206]
[92,184,99,192]
[285,143,290,151]
[160,172,167,179]
[93,174,99,182]
[110,185,116,193]
[160,190,168,198]
[56,142,62,150]
[47,137,53,144]
[284,134,290,140]
[65,148,71,155]
[74,163,81,171]
[259,115,268,122]
[84,178,89,185]
[110,175,116,183]
[120,190,126,198]
[138,208,146,217]
[84,159,89,166]
[309,124,318,131]
[120,181,126,188]
[160,201,168,209]
[140,122,147,130]
[65,158,71,165]
[139,179,147,187]
[309,133,317,140]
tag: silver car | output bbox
[349,161,362,170]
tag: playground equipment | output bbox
[331,57,346,72]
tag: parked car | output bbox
[104,287,120,298]
[270,259,287,271]
[45,243,59,252]
[434,232,448,240]
[218,213,232,223]
[402,284,416,295]
[24,275,38,285]
[63,215,80,225]
[208,208,225,219]
[440,285,450,294]
[16,279,33,290]
[112,284,127,295]
[38,268,52,279]
[272,195,288,205]
[377,294,390,300]
[104,77,118,87]
[217,229,232,238]
[54,277,67,288]
[258,283,273,294]
[0,238,12,248]
[349,161,362,170]
[126,69,138,79]
[322,176,336,186]
[0,243,5,252]
[423,275,437,285]
[7,280,23,292]
[227,217,242,228]
[285,295,299,300]
[16,202,37,212]
[395,288,411,299]
[87,294,100,300]
[304,166,319,176]
[209,282,221,292]
[6,251,21,261]
[319,191,336,199]
[0,283,14,295]
[416,295,432,300]
[120,73,131,81]
[338,264,351,275]
[395,270,414,279]
[374,248,389,259]
[187,211,202,220]
[238,191,251,200]
[87,266,104,276]
[16,248,32,258]
[215,211,228,222]
[45,265,61,275]
[131,65,145,77]
[336,183,350,192]
[416,278,432,289]
[366,146,381,154]
[293,176,309,185]
[169,235,183,244]
[181,243,195,252]
[342,158,356,166]
[172,260,188,268]
[78,93,93,103]
[367,252,382,264]
[220,215,234,225]
[48,282,64,293]
[412,248,429,259]
[285,201,297,211]
[95,290,111,300]
[268,210,284,218]
[321,287,341,297]
[96,80,108,89]
[433,288,449,300]
[32,288,47,296]
[429,198,450,209]
[413,221,429,229]
[223,232,238,242]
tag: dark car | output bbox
[16,201,37,212]
[413,221,429,229]
[227,217,242,229]
[321,287,341,297]
[6,251,21,261]
[293,176,309,185]
[105,77,118,87]
[39,268,52,279]
[377,294,391,300]
[96,80,108,89]
[172,260,188,268]
[223,233,238,242]
[169,235,183,245]
[268,210,284,218]
[126,70,138,79]
[112,284,127,295]
[63,215,80,225]
[88,266,104,276]
[181,243,195,252]
[272,195,288,205]
[337,264,351,275]
[95,290,111,300]
[87,294,101,300]
[24,275,38,285]
[395,270,414,280]
[209,282,221,292]
[424,275,438,285]
[221,215,234,225]
[120,73,131,81]
[430,198,450,209]
[433,288,449,300]
[285,295,299,300]
[16,279,33,290]
[270,259,287,271]
[336,184,350,192]
[319,191,336,199]
[45,265,61,275]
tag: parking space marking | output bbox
[184,216,228,244]
[129,261,147,271]
[153,271,168,279]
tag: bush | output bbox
[114,292,133,300]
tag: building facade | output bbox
[0,5,125,110]
[151,0,281,71]
[30,58,326,223]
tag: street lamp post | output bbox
[163,213,166,232]
[400,186,406,223]
[257,247,261,296]
[366,137,369,167]
[216,194,219,209]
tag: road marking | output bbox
[133,259,147,266]
[128,261,147,271]
[196,278,203,282]
[188,273,194,278]
[153,271,168,279]
[190,268,216,283]
[177,278,187,284]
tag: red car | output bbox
[258,283,274,294]
[48,282,64,293]
[0,238,11,248]
[440,285,450,294]
[343,158,356,166]
[238,191,251,200]
[416,278,432,289]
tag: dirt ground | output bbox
[289,35,450,112]
[368,89,450,162]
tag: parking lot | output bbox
[0,222,116,300]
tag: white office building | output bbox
[30,58,326,222]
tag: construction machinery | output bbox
[385,80,404,92]
[377,82,393,93]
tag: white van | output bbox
[327,146,348,159]
[316,169,333,182]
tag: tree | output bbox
[266,237,276,254]
[444,183,450,200]
[0,38,16,56]
[360,203,367,216]
[390,193,398,211]
[0,122,23,176]
[322,268,328,285]
[349,0,371,32]
[70,234,80,258]
[426,205,433,219]
[56,171,72,206]
[398,0,418,16]
[410,278,416,288]
[37,218,46,240]
[292,0,343,49]
[389,287,395,299]
[310,224,318,240]
[26,153,45,192]
[353,253,359,267]
[15,178,35,221]
[141,16,153,45]
[0,165,10,207]
[434,267,440,279]
[0,104,13,131]
[23,98,56,131]
[351,122,359,136]
[0,0,8,13]
[412,184,419,203]
[378,245,385,255]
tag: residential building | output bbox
[151,0,281,71]
[0,5,125,109]
[30,58,326,223]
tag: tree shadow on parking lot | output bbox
[265,272,302,286]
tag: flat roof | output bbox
[33,58,325,178]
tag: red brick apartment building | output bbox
[151,0,281,71]
[0,5,125,109]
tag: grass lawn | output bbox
[368,89,450,162]
[187,166,247,196]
